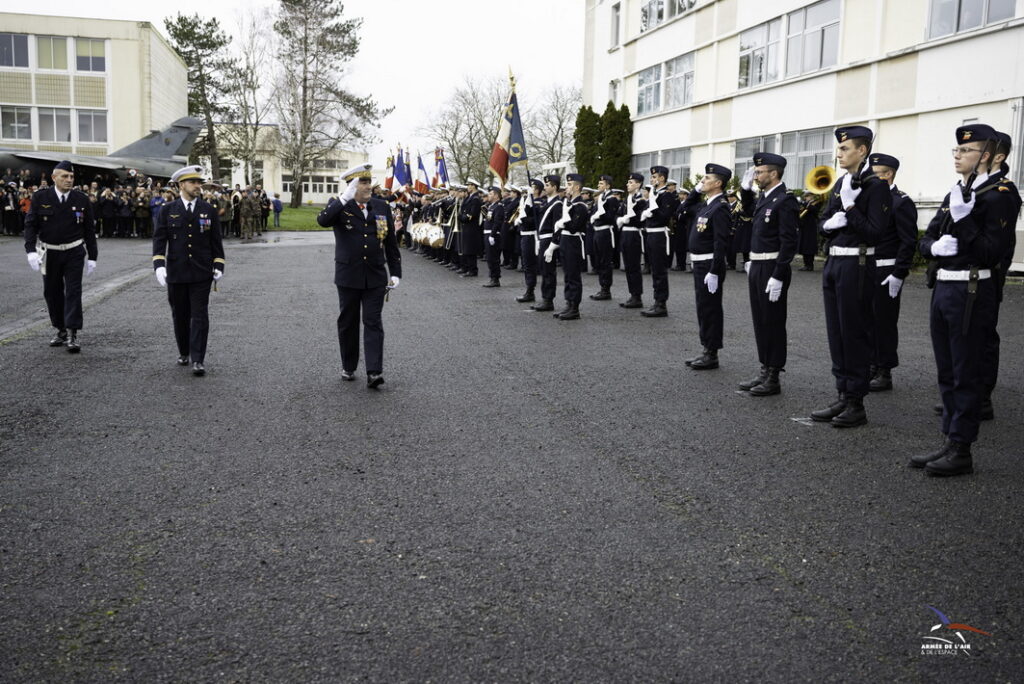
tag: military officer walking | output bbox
[589,174,620,301]
[317,163,402,388]
[23,160,98,352]
[616,172,648,309]
[152,165,225,376]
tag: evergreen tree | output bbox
[600,102,633,188]
[573,105,601,185]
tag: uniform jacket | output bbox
[553,196,589,245]
[644,187,680,229]
[988,167,1022,274]
[24,187,98,259]
[680,192,732,276]
[484,200,506,238]
[590,191,621,228]
[877,185,919,280]
[818,167,891,248]
[317,196,401,289]
[537,196,563,237]
[620,191,648,229]
[739,182,801,280]
[152,197,225,284]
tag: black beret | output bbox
[543,174,561,187]
[53,160,73,172]
[566,172,585,184]
[753,152,787,168]
[996,131,1012,150]
[599,174,614,184]
[704,163,732,183]
[529,178,544,190]
[628,172,644,183]
[956,124,998,145]
[835,125,873,143]
[650,165,669,177]
[488,186,501,193]
[869,153,900,170]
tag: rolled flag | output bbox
[394,147,411,188]
[434,148,450,188]
[384,153,395,190]
[415,152,431,194]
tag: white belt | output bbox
[875,258,896,267]
[937,268,992,281]
[749,251,779,260]
[593,225,611,231]
[37,239,84,276]
[690,252,714,262]
[644,227,669,233]
[829,246,875,256]
[621,227,641,232]
[520,231,537,236]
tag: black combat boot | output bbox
[831,396,867,428]
[589,289,611,301]
[811,393,846,422]
[640,301,667,317]
[619,295,643,309]
[685,349,708,368]
[66,330,80,353]
[531,299,554,312]
[738,365,768,391]
[553,303,573,319]
[908,437,954,469]
[557,303,580,320]
[49,329,68,347]
[689,349,719,370]
[869,367,892,392]
[482,278,500,288]
[750,367,781,396]
[515,288,535,303]
[925,441,973,476]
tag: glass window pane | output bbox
[79,114,91,142]
[789,9,805,34]
[14,35,28,66]
[958,0,985,29]
[92,112,106,142]
[738,53,750,88]
[821,23,839,68]
[40,109,55,141]
[781,132,797,154]
[57,110,71,142]
[787,36,802,75]
[803,29,823,73]
[91,39,104,58]
[76,38,90,58]
[988,0,1015,22]
[929,0,958,37]
[753,47,766,85]
[53,38,67,69]
[769,18,782,42]
[766,43,779,82]
[38,38,52,69]
[77,54,90,71]
[808,0,840,26]
[739,26,765,51]
[762,136,776,154]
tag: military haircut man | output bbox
[589,174,620,301]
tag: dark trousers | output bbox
[336,285,386,374]
[42,245,85,331]
[561,234,584,305]
[117,216,132,237]
[620,230,643,296]
[979,279,1005,400]
[692,261,725,351]
[592,228,614,291]
[538,235,557,302]
[485,234,502,280]
[931,279,997,444]
[870,264,902,370]
[521,234,537,289]
[670,229,687,268]
[167,279,212,363]
[501,225,518,266]
[645,231,669,303]
[822,256,875,399]
[747,261,789,368]
[460,252,478,275]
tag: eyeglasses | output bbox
[951,146,982,157]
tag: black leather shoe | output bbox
[516,290,536,303]
[587,269,598,275]
[460,272,478,278]
[66,331,80,353]
[831,396,867,428]
[589,289,611,301]
[689,351,719,370]
[49,330,68,347]
[482,278,500,287]
[750,368,781,396]
[367,373,384,389]
[192,362,205,376]
[640,301,667,317]
[738,366,768,391]
[557,305,580,320]
[980,397,994,421]
[177,355,189,366]
[811,394,846,422]
[619,296,643,309]
[531,299,554,312]
[341,370,355,381]
[909,438,953,468]
[869,368,892,392]
[684,349,707,367]
[925,442,973,476]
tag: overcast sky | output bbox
[26,0,585,175]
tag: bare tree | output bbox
[523,83,582,169]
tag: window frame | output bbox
[738,18,782,90]
[786,0,840,78]
[637,64,662,116]
[75,38,106,73]
[1,106,32,140]
[36,35,69,71]
[77,109,108,144]
[38,107,72,143]
[927,0,1016,38]
[611,2,621,47]
[664,52,695,109]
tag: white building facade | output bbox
[583,0,1024,269]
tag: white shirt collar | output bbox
[762,182,783,199]
[705,191,724,203]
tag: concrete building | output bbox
[582,0,1024,269]
[0,12,187,157]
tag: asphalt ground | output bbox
[1,232,1022,681]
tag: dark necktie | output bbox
[186,202,194,218]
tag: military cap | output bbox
[509,185,523,195]
[340,162,373,182]
[466,177,481,187]
[171,165,205,183]
[956,123,998,145]
[599,174,614,184]
[507,184,519,193]
[650,165,669,177]
[628,172,644,183]
[753,152,787,168]
[869,153,900,170]
[704,163,732,183]
[543,174,561,187]
[995,130,1012,150]
[835,125,873,143]
[666,178,679,186]
[611,188,625,194]
[566,173,585,184]
[488,185,501,194]
[644,184,652,191]
[53,160,74,172]
[529,178,544,191]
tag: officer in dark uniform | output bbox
[589,174,620,301]
[677,163,733,369]
[152,165,225,376]
[866,153,918,392]
[531,175,562,312]
[458,179,483,276]
[616,172,648,309]
[736,152,800,395]
[810,126,890,428]
[547,173,588,320]
[24,160,97,352]
[482,186,505,287]
[797,195,822,270]
[501,186,520,270]
[639,165,680,317]
[730,189,751,271]
[515,179,544,303]
[911,124,1020,475]
[317,163,402,388]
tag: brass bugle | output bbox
[804,165,837,195]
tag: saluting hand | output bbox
[839,173,861,210]
[740,167,755,192]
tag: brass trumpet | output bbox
[799,165,837,218]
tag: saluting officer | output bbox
[678,163,733,370]
[23,160,98,352]
[458,179,483,277]
[811,126,890,428]
[547,173,589,320]
[317,163,402,388]
[639,165,680,317]
[152,165,225,376]
[911,124,1019,476]
[866,153,918,392]
[736,153,801,395]
[616,172,648,309]
[531,175,562,312]
[515,178,544,303]
[482,185,505,288]
[589,174,620,301]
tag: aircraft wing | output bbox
[10,150,126,170]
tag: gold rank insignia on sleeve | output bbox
[42,204,51,208]
[171,214,180,218]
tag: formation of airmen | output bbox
[402,123,1020,477]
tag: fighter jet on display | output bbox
[0,116,205,182]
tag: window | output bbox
[39,108,71,142]
[77,110,107,143]
[786,0,840,76]
[1,106,31,140]
[928,0,1015,37]
[664,52,695,108]
[637,64,662,115]
[37,36,68,70]
[641,0,698,31]
[780,126,833,188]
[611,2,621,46]
[310,176,325,194]
[738,19,782,89]
[282,174,294,193]
[734,136,778,180]
[631,152,658,180]
[662,147,691,183]
[218,158,233,185]
[0,33,29,68]
[76,38,105,72]
[326,179,339,194]
[609,79,620,105]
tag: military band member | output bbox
[531,175,562,312]
[316,163,402,388]
[866,153,918,392]
[501,185,520,270]
[515,179,544,303]
[548,173,589,320]
[679,164,733,370]
[797,195,821,270]
[589,175,620,301]
[457,179,483,277]
[482,186,505,288]
[23,160,97,352]
[616,172,648,309]
[639,165,679,317]
[152,165,225,376]
[810,126,890,428]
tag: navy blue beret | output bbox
[753,152,787,168]
[869,153,899,170]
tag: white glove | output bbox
[389,276,400,288]
[931,234,958,257]
[949,185,975,222]
[839,173,861,210]
[488,236,495,246]
[696,178,708,194]
[822,211,847,232]
[765,277,783,302]
[743,261,751,274]
[704,272,719,294]
[27,252,40,271]
[616,216,627,227]
[85,260,96,276]
[740,167,755,191]
[524,193,534,208]
[640,208,654,221]
[212,269,223,281]
[881,274,903,299]
[341,180,358,202]
[155,266,167,287]
[543,242,557,263]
